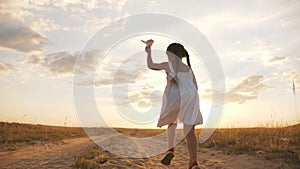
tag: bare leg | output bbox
[161,123,177,165]
[167,123,177,150]
[184,124,198,166]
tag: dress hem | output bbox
[157,121,203,128]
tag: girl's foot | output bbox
[188,161,200,169]
[161,148,174,165]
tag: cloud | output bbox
[0,62,18,73]
[52,0,129,11]
[44,50,102,77]
[30,17,61,33]
[23,48,149,85]
[23,50,102,77]
[227,75,273,103]
[74,54,155,87]
[111,69,165,108]
[268,56,286,62]
[203,75,273,104]
[0,0,26,10]
[25,54,45,65]
[103,0,129,10]
[0,13,47,53]
[116,84,163,108]
[43,51,77,76]
[80,59,164,108]
[129,88,163,108]
[77,70,135,87]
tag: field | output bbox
[0,122,299,168]
[0,122,86,146]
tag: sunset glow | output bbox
[0,0,299,128]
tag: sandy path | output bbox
[0,137,298,169]
[95,140,297,169]
[0,138,94,169]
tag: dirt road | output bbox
[0,138,94,169]
[0,137,298,169]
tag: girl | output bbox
[142,39,203,169]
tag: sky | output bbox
[0,0,299,128]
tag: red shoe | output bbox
[188,161,200,169]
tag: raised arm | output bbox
[146,47,167,70]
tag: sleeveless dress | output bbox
[157,62,203,127]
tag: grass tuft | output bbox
[72,147,109,168]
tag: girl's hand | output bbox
[142,39,154,54]
[141,39,154,47]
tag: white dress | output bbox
[157,62,203,127]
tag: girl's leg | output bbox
[161,123,177,165]
[167,123,177,151]
[184,124,198,166]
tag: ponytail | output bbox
[166,43,191,68]
[184,49,191,68]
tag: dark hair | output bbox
[167,43,191,68]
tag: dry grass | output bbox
[0,122,86,145]
[1,121,299,166]
[73,146,110,169]
[198,124,300,164]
